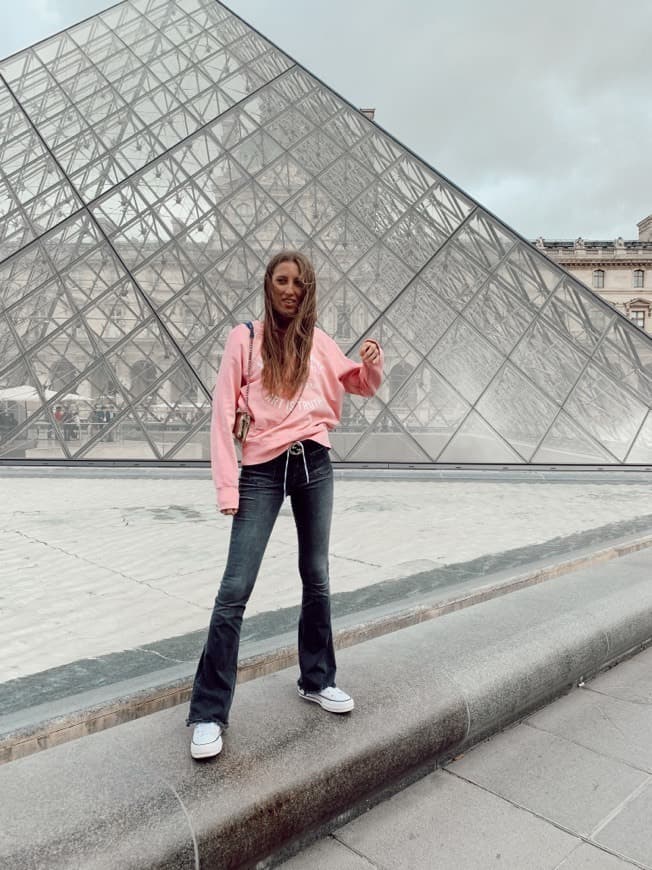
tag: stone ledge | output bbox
[1,548,651,869]
[3,532,651,766]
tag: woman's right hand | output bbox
[221,508,238,516]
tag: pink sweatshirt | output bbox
[211,321,384,510]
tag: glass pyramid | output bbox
[0,0,650,466]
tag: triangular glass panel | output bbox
[61,244,126,308]
[475,363,561,461]
[101,318,183,404]
[295,88,341,126]
[207,104,259,149]
[202,243,264,313]
[128,362,207,457]
[0,407,68,461]
[511,318,588,404]
[320,107,369,150]
[256,155,312,205]
[292,128,345,176]
[413,181,473,238]
[265,106,314,151]
[285,181,342,236]
[192,153,249,204]
[388,361,471,461]
[0,215,35,270]
[564,362,648,461]
[532,412,618,465]
[79,408,161,460]
[542,279,614,352]
[41,214,103,272]
[429,318,504,404]
[186,323,238,388]
[350,129,402,173]
[438,411,525,464]
[163,411,212,460]
[625,412,652,464]
[83,279,152,352]
[0,242,57,314]
[170,130,223,178]
[317,279,381,351]
[133,245,196,310]
[346,411,432,463]
[30,318,98,394]
[173,209,240,271]
[231,129,284,176]
[249,213,308,261]
[317,211,379,273]
[157,275,231,351]
[349,179,408,236]
[320,155,376,207]
[496,243,560,310]
[346,244,413,311]
[465,277,537,355]
[382,155,437,205]
[382,277,456,357]
[454,212,514,271]
[593,318,652,406]
[419,240,490,312]
[383,209,447,270]
[220,181,278,234]
[7,276,82,353]
[329,394,385,460]
[0,352,39,390]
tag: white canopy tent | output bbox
[0,386,56,404]
[0,386,93,405]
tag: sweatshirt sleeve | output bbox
[333,337,384,397]
[210,326,246,511]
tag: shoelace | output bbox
[283,441,310,498]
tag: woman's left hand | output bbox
[360,339,381,365]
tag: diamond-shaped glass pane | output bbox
[429,318,504,404]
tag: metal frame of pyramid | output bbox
[0,0,651,466]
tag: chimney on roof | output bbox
[637,215,652,241]
[359,108,376,121]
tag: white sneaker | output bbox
[298,685,355,713]
[190,722,223,759]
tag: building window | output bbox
[629,310,646,329]
[592,269,605,289]
[633,269,645,288]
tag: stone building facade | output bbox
[535,215,652,335]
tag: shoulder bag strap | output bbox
[241,321,254,415]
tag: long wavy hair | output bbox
[262,250,317,399]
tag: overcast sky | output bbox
[2,0,651,240]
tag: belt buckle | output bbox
[289,442,303,455]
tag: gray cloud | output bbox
[2,0,650,240]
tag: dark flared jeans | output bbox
[187,440,336,727]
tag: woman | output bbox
[188,250,383,760]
